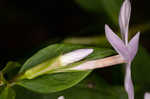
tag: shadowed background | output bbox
[0,1,150,99]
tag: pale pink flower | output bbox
[105,0,140,99]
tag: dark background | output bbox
[0,0,150,68]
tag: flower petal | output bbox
[128,32,140,61]
[119,0,131,43]
[124,62,134,99]
[60,49,93,66]
[144,92,150,99]
[105,24,129,61]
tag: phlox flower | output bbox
[105,0,140,99]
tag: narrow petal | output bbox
[60,49,93,66]
[124,62,134,99]
[128,32,140,61]
[105,24,129,61]
[119,0,131,43]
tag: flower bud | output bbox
[22,49,93,79]
[59,49,93,66]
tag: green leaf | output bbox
[17,44,115,93]
[2,61,21,74]
[61,73,127,99]
[14,86,54,99]
[132,47,150,87]
[54,86,127,99]
[0,87,16,99]
[17,71,91,93]
[14,73,127,99]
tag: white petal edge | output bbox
[60,49,93,66]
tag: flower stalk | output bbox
[70,55,125,70]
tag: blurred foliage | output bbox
[75,0,122,24]
[63,35,110,47]
[133,47,150,89]
[0,87,16,99]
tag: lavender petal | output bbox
[144,92,150,99]
[128,32,140,61]
[105,24,129,61]
[119,0,131,44]
[125,62,134,99]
